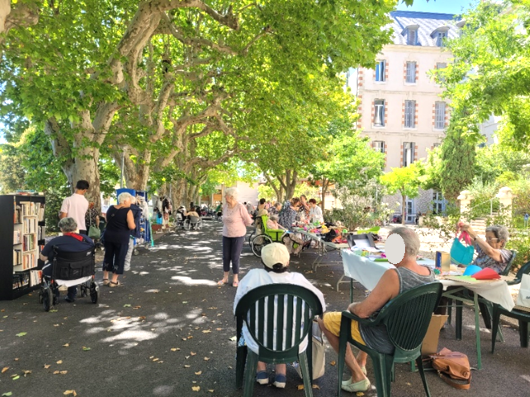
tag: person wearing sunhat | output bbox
[233,243,326,389]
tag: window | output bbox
[435,102,446,129]
[406,62,416,83]
[374,100,385,127]
[404,100,416,128]
[432,191,445,214]
[436,32,447,47]
[403,142,415,166]
[407,29,417,45]
[433,143,441,148]
[373,141,385,153]
[375,61,386,82]
[436,62,447,83]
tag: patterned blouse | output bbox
[278,200,297,230]
[473,243,513,274]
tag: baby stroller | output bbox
[38,245,99,312]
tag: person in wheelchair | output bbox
[266,214,285,231]
[39,217,95,303]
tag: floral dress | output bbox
[278,200,297,230]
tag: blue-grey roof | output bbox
[389,11,463,47]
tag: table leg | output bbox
[474,293,482,370]
[336,274,345,292]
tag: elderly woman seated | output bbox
[458,223,513,274]
[39,217,95,303]
[266,214,285,230]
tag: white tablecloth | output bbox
[342,250,514,311]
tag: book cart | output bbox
[0,194,46,300]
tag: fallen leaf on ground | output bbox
[170,348,180,352]
[187,336,193,339]
[329,360,336,366]
[182,338,187,341]
[195,371,202,375]
[191,386,200,392]
[53,324,60,327]
[190,352,196,356]
[229,336,237,341]
[203,357,210,361]
[15,332,27,337]
[133,306,141,309]
[2,367,9,373]
[82,347,91,351]
[56,360,63,364]
[123,304,131,307]
[185,356,190,359]
[356,392,364,396]
[11,375,19,381]
[2,392,12,396]
[184,365,191,368]
[63,391,77,396]
[152,358,159,362]
[63,343,69,347]
[13,359,18,362]
[312,384,320,389]
[49,309,58,313]
[44,364,51,369]
[208,390,214,393]
[297,385,304,390]
[202,330,211,333]
[23,370,31,377]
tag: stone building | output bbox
[348,11,463,222]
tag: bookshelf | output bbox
[0,194,46,300]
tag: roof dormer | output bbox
[402,24,419,45]
[431,25,450,47]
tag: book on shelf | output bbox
[30,270,42,287]
[23,217,37,234]
[38,225,46,241]
[22,234,36,251]
[13,230,21,244]
[12,249,22,266]
[12,272,30,290]
[19,251,37,270]
[14,205,21,223]
[38,203,45,221]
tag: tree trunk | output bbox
[401,193,406,225]
[321,178,329,212]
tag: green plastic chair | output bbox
[250,215,287,257]
[491,260,530,353]
[234,284,324,397]
[337,282,443,397]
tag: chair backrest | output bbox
[500,250,517,276]
[52,245,96,280]
[260,215,270,233]
[189,216,200,223]
[176,212,184,221]
[234,283,323,363]
[515,260,530,281]
[374,282,443,354]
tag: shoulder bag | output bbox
[430,347,471,390]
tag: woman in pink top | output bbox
[218,187,253,287]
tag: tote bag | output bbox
[516,274,530,308]
[450,238,474,266]
[294,320,325,380]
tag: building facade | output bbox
[349,11,462,222]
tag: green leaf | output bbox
[2,392,13,396]
[15,332,27,337]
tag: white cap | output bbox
[261,243,290,269]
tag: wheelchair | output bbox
[250,215,290,257]
[38,245,99,312]
[184,215,202,231]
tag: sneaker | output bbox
[273,373,286,389]
[341,377,371,393]
[256,371,269,385]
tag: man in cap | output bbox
[233,243,325,389]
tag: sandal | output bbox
[232,280,239,288]
[102,278,110,286]
[109,281,121,287]
[217,279,229,286]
